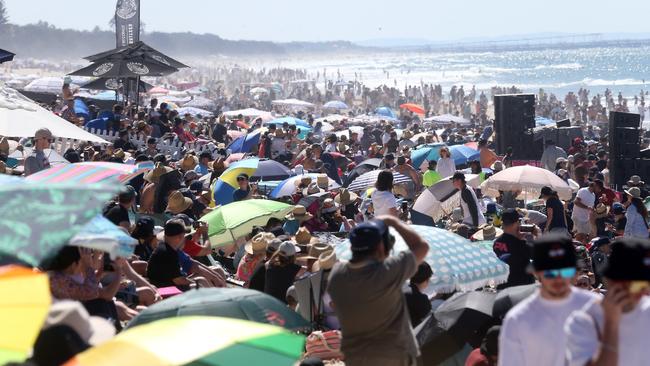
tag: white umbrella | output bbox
[176,107,213,117]
[223,108,269,118]
[183,96,215,109]
[250,87,269,94]
[0,86,108,143]
[480,165,573,200]
[24,77,79,94]
[347,169,412,192]
[412,175,480,222]
[271,99,315,109]
[425,114,470,125]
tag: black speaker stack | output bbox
[494,94,541,159]
[608,111,642,188]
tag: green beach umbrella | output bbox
[0,176,119,266]
[127,288,311,332]
[67,316,305,366]
[199,199,293,248]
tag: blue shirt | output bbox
[177,250,192,276]
[233,187,250,202]
[282,219,299,235]
[194,163,209,176]
[85,118,108,131]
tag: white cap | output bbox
[278,241,297,257]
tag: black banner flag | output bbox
[115,0,140,48]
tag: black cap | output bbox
[132,217,155,239]
[452,172,465,182]
[189,180,204,193]
[164,219,186,237]
[501,208,521,225]
[153,153,166,163]
[349,220,387,252]
[384,153,395,161]
[118,185,136,201]
[237,173,249,181]
[199,151,212,160]
[532,234,577,271]
[603,237,650,281]
[539,186,556,198]
[147,137,157,144]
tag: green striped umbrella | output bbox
[199,199,293,248]
[67,316,305,366]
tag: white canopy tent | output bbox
[0,86,108,144]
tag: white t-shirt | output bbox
[498,288,598,366]
[565,296,650,366]
[436,157,456,178]
[572,187,595,222]
[372,190,397,216]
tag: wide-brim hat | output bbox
[285,205,314,222]
[245,232,273,255]
[334,188,359,206]
[308,242,334,258]
[294,176,312,188]
[625,187,641,199]
[471,224,503,241]
[294,227,315,245]
[316,174,329,190]
[628,175,645,186]
[145,163,174,184]
[166,190,193,214]
[180,154,199,171]
[594,203,609,218]
[303,182,324,196]
[313,251,337,272]
[321,198,339,214]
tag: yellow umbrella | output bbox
[0,266,52,364]
[218,158,259,188]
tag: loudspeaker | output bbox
[556,118,571,127]
[610,127,640,147]
[494,94,536,156]
[609,111,640,129]
[610,158,638,188]
[557,127,583,150]
[635,159,650,184]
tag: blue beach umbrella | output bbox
[227,130,262,154]
[448,145,480,165]
[323,100,349,110]
[212,158,259,206]
[535,116,556,126]
[374,107,396,119]
[410,143,447,169]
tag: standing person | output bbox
[539,186,568,234]
[372,169,399,217]
[498,234,598,366]
[572,181,599,243]
[436,147,456,178]
[492,209,536,288]
[328,217,429,366]
[565,237,650,366]
[623,187,649,238]
[452,172,486,228]
[478,139,498,169]
[540,140,567,171]
[423,160,442,187]
[24,128,53,176]
[404,262,433,327]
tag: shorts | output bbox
[572,219,591,235]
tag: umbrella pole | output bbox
[136,76,141,107]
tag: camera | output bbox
[520,224,535,233]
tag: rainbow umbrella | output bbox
[65,316,305,366]
[26,161,152,184]
[0,266,52,364]
[212,159,259,206]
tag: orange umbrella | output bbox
[400,103,425,115]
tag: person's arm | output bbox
[574,197,593,211]
[546,206,554,231]
[379,215,428,264]
[172,276,193,286]
[97,263,124,301]
[461,187,479,226]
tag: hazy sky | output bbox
[4,0,650,42]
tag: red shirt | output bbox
[465,348,491,366]
[600,188,617,207]
[182,238,203,257]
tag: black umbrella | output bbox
[69,54,178,78]
[80,77,153,92]
[84,41,189,69]
[0,48,15,63]
[492,284,538,323]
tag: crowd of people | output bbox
[2,64,650,366]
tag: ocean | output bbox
[234,45,650,99]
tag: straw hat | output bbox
[294,176,312,188]
[294,227,315,245]
[308,242,334,258]
[180,154,198,171]
[594,203,609,219]
[313,251,337,272]
[471,224,503,241]
[112,148,125,161]
[628,175,645,186]
[625,187,641,199]
[334,188,359,206]
[285,205,314,222]
[337,142,349,153]
[402,130,413,139]
[144,162,173,184]
[245,232,273,255]
[316,174,329,190]
[321,198,338,213]
[166,190,193,214]
[212,158,226,173]
[303,182,324,196]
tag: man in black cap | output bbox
[328,216,428,366]
[492,208,535,288]
[142,137,158,157]
[566,237,650,365]
[499,234,598,366]
[113,129,136,151]
[233,173,255,202]
[104,185,136,230]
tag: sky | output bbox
[4,0,650,43]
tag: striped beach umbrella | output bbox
[26,161,152,184]
[346,169,412,192]
[269,173,340,198]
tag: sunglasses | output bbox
[543,267,576,279]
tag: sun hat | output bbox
[166,190,193,214]
[144,162,173,184]
[593,203,609,219]
[321,198,338,213]
[313,251,337,272]
[180,154,198,171]
[603,237,650,281]
[43,300,115,346]
[532,233,577,271]
[303,182,324,196]
[334,188,359,206]
[628,175,645,186]
[471,224,503,241]
[294,227,314,245]
[285,205,314,222]
[308,242,334,258]
[294,176,312,188]
[625,187,641,199]
[316,174,329,190]
[245,232,273,255]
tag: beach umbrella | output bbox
[26,162,152,184]
[425,114,471,125]
[480,165,573,200]
[212,158,259,206]
[183,96,216,109]
[374,107,396,119]
[128,288,310,332]
[342,158,382,187]
[67,316,304,366]
[147,86,169,95]
[177,107,213,117]
[434,291,496,343]
[0,49,15,64]
[0,176,119,266]
[0,266,51,365]
[346,169,412,192]
[335,225,510,293]
[270,173,340,199]
[492,284,539,322]
[448,144,480,165]
[84,41,189,69]
[69,215,137,259]
[69,52,179,78]
[535,116,555,126]
[249,87,269,94]
[9,148,69,166]
[265,116,310,128]
[400,103,425,115]
[23,77,77,94]
[412,174,480,222]
[0,86,108,143]
[80,77,153,92]
[271,99,315,109]
[199,199,293,247]
[223,108,270,118]
[410,143,447,169]
[323,100,349,110]
[227,130,263,154]
[250,159,292,182]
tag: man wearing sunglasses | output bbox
[24,128,53,176]
[566,237,650,366]
[499,234,598,366]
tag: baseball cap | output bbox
[278,241,297,257]
[268,238,282,252]
[349,220,387,252]
[532,234,577,271]
[164,219,187,237]
[500,208,521,225]
[118,185,136,201]
[172,214,195,233]
[603,237,650,281]
[612,202,625,215]
[539,186,556,198]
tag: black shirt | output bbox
[147,242,182,288]
[104,204,129,227]
[248,264,266,292]
[212,123,228,143]
[264,263,301,303]
[492,233,535,288]
[545,196,567,231]
[404,283,432,326]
